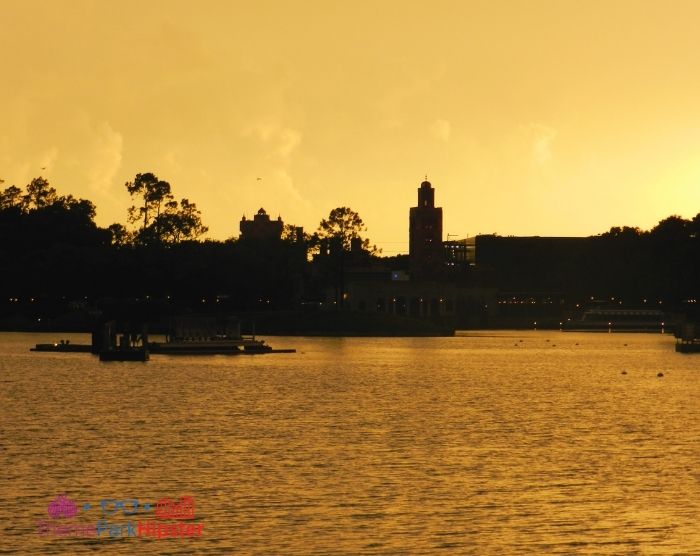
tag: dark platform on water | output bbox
[30,317,296,359]
[31,343,92,353]
[30,341,295,357]
[148,339,295,355]
[676,342,700,353]
[152,348,296,355]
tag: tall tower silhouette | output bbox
[409,178,443,278]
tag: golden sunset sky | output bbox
[2,0,699,252]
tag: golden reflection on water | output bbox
[1,331,699,554]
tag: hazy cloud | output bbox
[277,128,302,159]
[245,123,303,161]
[163,150,183,173]
[530,124,557,166]
[85,122,123,194]
[276,169,307,205]
[431,119,451,142]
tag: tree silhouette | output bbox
[153,198,208,244]
[1,177,96,220]
[315,207,379,308]
[23,177,58,210]
[317,206,377,253]
[126,172,174,230]
[107,223,132,247]
[651,215,689,240]
[56,195,97,221]
[0,184,23,210]
[125,173,207,244]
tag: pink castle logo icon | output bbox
[47,494,78,519]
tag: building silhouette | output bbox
[409,179,443,277]
[316,177,494,328]
[239,208,283,240]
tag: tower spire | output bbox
[409,178,443,278]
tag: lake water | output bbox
[1,331,699,554]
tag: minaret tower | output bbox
[409,177,443,278]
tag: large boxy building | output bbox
[474,234,599,292]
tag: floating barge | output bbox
[30,341,92,353]
[676,341,700,353]
[97,321,149,361]
[148,336,295,355]
[148,317,295,355]
[29,316,295,358]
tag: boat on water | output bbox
[147,316,295,355]
[148,335,293,355]
[563,307,667,332]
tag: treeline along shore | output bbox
[1,174,698,334]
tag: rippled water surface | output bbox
[1,331,699,554]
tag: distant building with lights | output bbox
[444,237,475,270]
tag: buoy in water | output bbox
[657,372,664,377]
[621,370,627,375]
